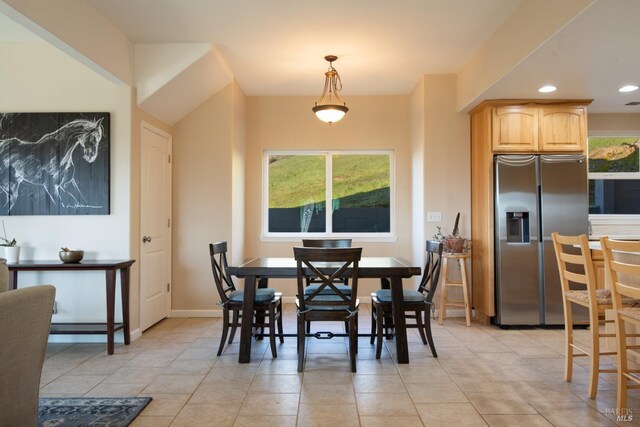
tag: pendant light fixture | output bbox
[312,55,348,124]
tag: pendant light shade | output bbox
[312,55,348,124]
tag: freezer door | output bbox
[495,155,540,325]
[540,155,589,325]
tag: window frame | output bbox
[587,131,640,222]
[261,149,396,242]
[587,131,640,180]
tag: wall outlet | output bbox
[52,300,58,315]
[427,211,442,222]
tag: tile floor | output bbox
[40,304,640,426]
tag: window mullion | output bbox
[326,153,333,234]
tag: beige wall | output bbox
[172,83,243,312]
[244,95,412,296]
[588,113,640,133]
[410,77,426,273]
[0,41,133,332]
[424,75,472,295]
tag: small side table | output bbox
[438,252,472,326]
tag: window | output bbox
[263,151,393,238]
[588,135,640,215]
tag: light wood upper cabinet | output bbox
[538,106,587,152]
[492,107,538,152]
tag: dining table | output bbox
[227,256,421,364]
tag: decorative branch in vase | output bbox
[433,212,471,254]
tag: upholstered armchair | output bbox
[0,282,56,426]
[0,259,8,293]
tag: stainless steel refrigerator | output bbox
[494,154,588,326]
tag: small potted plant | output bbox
[433,213,471,254]
[1,220,20,263]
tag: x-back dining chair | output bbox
[294,246,362,372]
[600,237,640,410]
[209,241,283,357]
[370,240,443,358]
[302,239,352,333]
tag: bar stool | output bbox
[438,252,472,326]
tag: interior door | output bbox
[140,122,172,331]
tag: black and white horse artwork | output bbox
[0,113,110,215]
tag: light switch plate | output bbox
[427,211,442,222]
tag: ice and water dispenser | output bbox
[506,212,530,243]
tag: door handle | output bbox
[142,236,152,243]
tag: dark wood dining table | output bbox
[227,256,421,364]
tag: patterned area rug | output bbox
[39,397,152,427]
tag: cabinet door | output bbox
[538,106,586,152]
[492,107,538,152]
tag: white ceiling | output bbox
[2,0,640,115]
[480,0,640,113]
[85,0,521,96]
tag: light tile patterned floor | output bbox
[40,304,640,426]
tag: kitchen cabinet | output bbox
[492,104,587,153]
[539,106,587,152]
[469,99,591,323]
[492,107,538,152]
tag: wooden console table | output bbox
[7,259,135,355]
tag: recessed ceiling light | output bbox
[619,85,639,93]
[538,85,557,93]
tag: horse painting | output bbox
[0,113,110,215]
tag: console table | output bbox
[7,259,135,355]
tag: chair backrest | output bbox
[600,237,640,309]
[0,259,8,293]
[551,232,598,308]
[294,247,362,312]
[418,241,443,303]
[0,285,55,426]
[209,242,236,305]
[302,239,352,248]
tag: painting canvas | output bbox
[0,112,110,215]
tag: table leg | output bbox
[390,276,409,364]
[9,270,18,290]
[106,269,116,355]
[239,275,257,363]
[120,267,131,345]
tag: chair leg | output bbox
[376,306,384,359]
[370,304,377,345]
[588,309,600,399]
[416,310,427,345]
[298,314,306,372]
[217,308,230,356]
[563,301,574,382]
[268,305,278,358]
[424,307,437,358]
[277,302,284,344]
[616,316,628,411]
[228,309,239,344]
[349,317,357,372]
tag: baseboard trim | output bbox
[130,328,142,341]
[171,309,221,318]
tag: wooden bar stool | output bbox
[438,252,472,326]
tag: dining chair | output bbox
[0,285,55,426]
[600,237,640,410]
[209,241,283,357]
[302,239,352,333]
[294,246,362,372]
[551,232,639,399]
[370,240,443,358]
